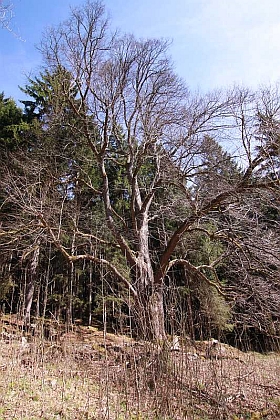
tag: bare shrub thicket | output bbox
[0,315,280,419]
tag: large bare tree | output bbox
[2,1,279,340]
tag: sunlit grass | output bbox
[0,320,279,419]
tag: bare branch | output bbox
[167,258,225,296]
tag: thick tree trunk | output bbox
[147,285,166,340]
[136,254,166,341]
[134,283,166,341]
[133,213,167,341]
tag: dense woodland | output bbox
[0,1,280,352]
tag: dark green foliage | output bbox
[20,67,79,122]
[0,92,29,150]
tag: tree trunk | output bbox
[24,244,40,324]
[148,285,166,340]
[24,274,35,324]
[134,214,167,341]
[66,261,74,328]
[133,283,166,341]
[135,255,166,340]
[42,254,51,320]
[88,260,93,326]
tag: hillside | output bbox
[0,317,279,420]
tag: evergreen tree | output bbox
[0,92,29,150]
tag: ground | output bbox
[0,316,279,419]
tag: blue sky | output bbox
[1,0,280,104]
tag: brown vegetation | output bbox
[0,316,279,420]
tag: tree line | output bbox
[0,1,279,351]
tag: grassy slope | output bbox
[0,317,279,420]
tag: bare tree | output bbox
[0,1,24,40]
[0,1,13,30]
[2,1,279,340]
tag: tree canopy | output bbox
[0,1,279,350]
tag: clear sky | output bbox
[1,0,280,104]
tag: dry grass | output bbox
[0,318,279,419]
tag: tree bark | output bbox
[24,273,35,324]
[24,244,40,324]
[147,285,166,340]
[134,211,167,340]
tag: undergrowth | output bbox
[0,316,279,419]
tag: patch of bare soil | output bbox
[0,318,279,419]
